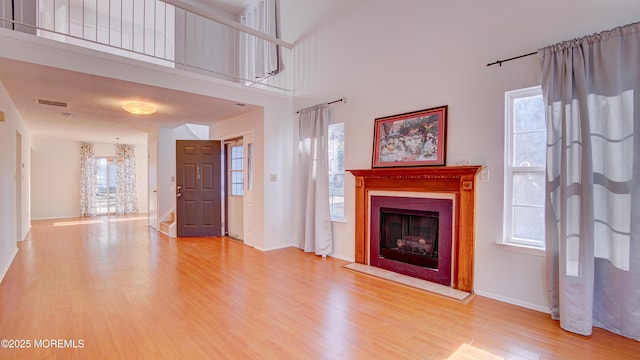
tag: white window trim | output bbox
[502,86,545,251]
[496,242,545,256]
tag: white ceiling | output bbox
[0,57,259,145]
[0,0,259,145]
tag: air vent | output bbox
[37,99,68,107]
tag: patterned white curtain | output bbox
[80,143,96,216]
[116,144,138,215]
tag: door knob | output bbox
[176,185,182,198]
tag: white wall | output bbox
[175,7,236,79]
[211,109,265,248]
[157,125,202,221]
[134,145,149,214]
[211,105,296,252]
[280,0,640,311]
[31,137,81,219]
[31,138,148,219]
[0,80,32,282]
[263,103,296,250]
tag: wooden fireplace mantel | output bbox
[347,166,481,292]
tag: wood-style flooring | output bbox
[0,216,638,359]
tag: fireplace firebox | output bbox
[379,208,439,269]
[370,196,453,286]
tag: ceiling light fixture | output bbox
[122,101,157,115]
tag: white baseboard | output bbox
[258,243,295,252]
[31,215,79,221]
[327,253,354,262]
[474,289,550,314]
[0,247,18,285]
[255,244,355,262]
[21,224,32,241]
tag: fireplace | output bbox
[348,166,481,292]
[371,196,453,285]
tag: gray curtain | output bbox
[116,144,138,215]
[540,22,640,339]
[80,143,96,216]
[240,0,280,79]
[297,105,333,256]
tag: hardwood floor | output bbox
[0,217,638,359]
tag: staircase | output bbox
[159,211,176,238]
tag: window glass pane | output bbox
[329,123,345,220]
[230,144,244,196]
[247,143,253,190]
[330,196,345,219]
[514,95,545,132]
[231,146,243,168]
[513,173,545,206]
[514,131,546,167]
[512,206,545,241]
[94,156,117,214]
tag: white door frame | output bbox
[243,132,254,247]
[16,131,22,242]
[222,132,255,247]
[225,137,244,240]
[148,142,159,230]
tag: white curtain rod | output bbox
[296,98,346,114]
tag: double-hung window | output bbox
[328,123,345,221]
[504,86,546,249]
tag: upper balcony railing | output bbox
[0,0,294,93]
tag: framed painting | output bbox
[372,105,447,167]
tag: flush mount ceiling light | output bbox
[122,101,157,115]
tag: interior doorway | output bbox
[16,131,22,242]
[95,156,117,215]
[225,138,244,240]
[148,142,158,230]
[223,133,254,246]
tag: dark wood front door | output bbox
[176,140,222,236]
